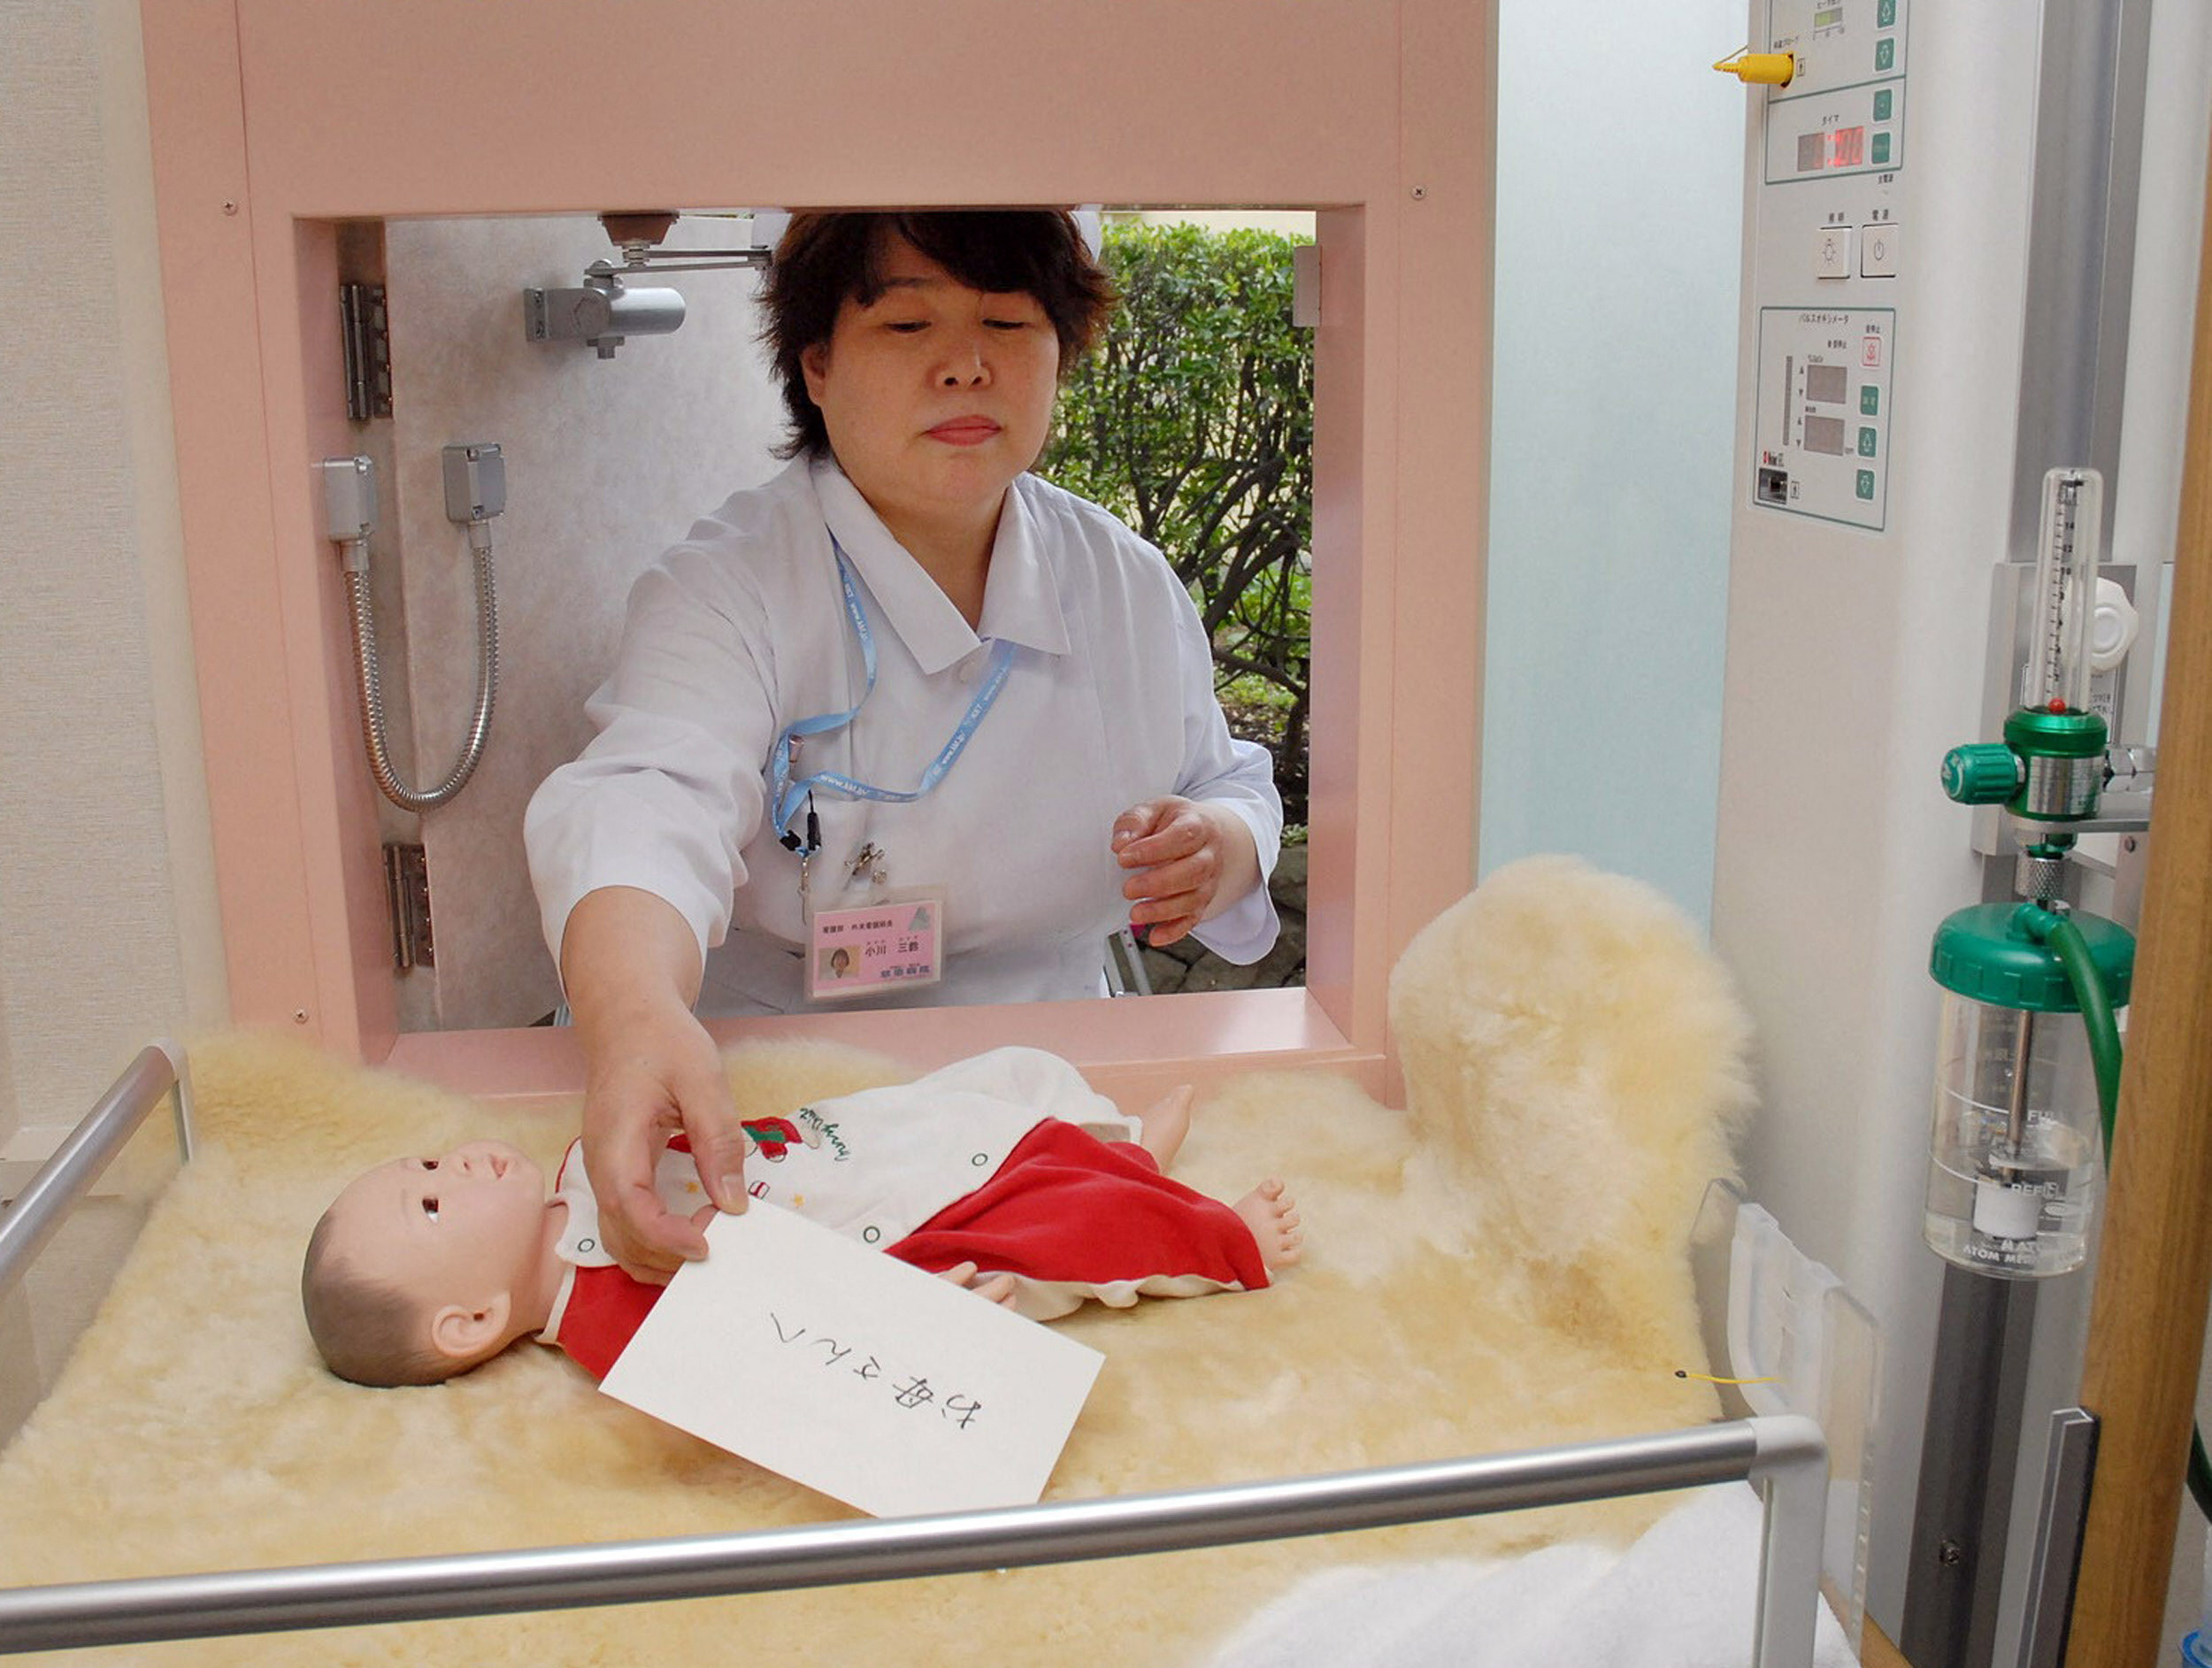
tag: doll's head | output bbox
[302,1140,560,1387]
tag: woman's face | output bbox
[800,234,1061,544]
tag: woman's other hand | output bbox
[562,888,749,1284]
[1110,796,1261,948]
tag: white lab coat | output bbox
[526,457,1282,1014]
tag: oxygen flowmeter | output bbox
[1941,470,2111,845]
[1926,467,2138,1278]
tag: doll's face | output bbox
[322,1140,549,1334]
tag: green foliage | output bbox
[1043,221,1314,825]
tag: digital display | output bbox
[1814,5,1844,25]
[1804,414,1848,456]
[1805,364,1849,405]
[1799,125,1870,174]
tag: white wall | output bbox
[0,0,224,1426]
[1480,0,1747,927]
[377,215,787,1029]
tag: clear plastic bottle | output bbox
[1924,991,2101,1278]
[1922,903,2131,1280]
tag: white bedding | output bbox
[1210,1484,1855,1668]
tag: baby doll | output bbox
[303,1046,1302,1387]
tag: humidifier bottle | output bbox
[1922,900,2131,1278]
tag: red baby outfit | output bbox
[540,1048,1270,1379]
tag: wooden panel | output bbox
[2064,114,2212,1668]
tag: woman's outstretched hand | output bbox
[1110,796,1260,949]
[562,887,749,1284]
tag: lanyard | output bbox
[769,537,1017,856]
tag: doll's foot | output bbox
[1138,1084,1194,1169]
[936,1261,1018,1308]
[1234,1179,1303,1270]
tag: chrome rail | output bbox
[0,1415,1827,1661]
[0,1041,193,1302]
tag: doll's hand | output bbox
[936,1261,1018,1308]
[1110,796,1260,949]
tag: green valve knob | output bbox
[1941,743,2024,804]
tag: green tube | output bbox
[2039,912,2212,1524]
[2042,915,2123,1164]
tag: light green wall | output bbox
[1481,0,1746,926]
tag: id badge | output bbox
[806,888,945,1001]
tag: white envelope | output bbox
[599,1202,1105,1518]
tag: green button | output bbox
[1872,131,1893,165]
[1858,427,1878,457]
[1877,0,1896,27]
[1856,470,1876,501]
[1874,88,1893,120]
[1861,385,1880,416]
[1875,37,1895,71]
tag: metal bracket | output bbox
[340,283,393,421]
[2016,1407,2099,1668]
[383,842,434,970]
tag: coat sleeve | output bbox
[524,542,780,982]
[1163,580,1284,965]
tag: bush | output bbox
[1043,221,1314,828]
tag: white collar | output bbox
[810,457,1071,674]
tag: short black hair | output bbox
[760,211,1116,460]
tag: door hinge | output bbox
[342,282,394,421]
[1292,243,1321,329]
[384,842,434,970]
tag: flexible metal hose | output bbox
[344,533,498,812]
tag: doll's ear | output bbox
[428,1293,513,1363]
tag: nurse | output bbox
[526,211,1285,1280]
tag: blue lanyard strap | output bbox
[769,538,1017,854]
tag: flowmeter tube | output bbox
[2022,467,2103,714]
[1942,466,2113,826]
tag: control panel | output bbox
[1753,306,1894,526]
[1747,0,1908,531]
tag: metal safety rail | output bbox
[0,1049,1830,1664]
[0,1041,193,1302]
[0,1418,1829,1660]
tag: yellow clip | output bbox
[1675,1369,1781,1386]
[1713,48,1795,87]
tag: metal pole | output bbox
[0,1418,1826,1661]
[0,1042,192,1302]
[1901,1264,2039,1667]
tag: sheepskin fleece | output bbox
[0,857,1753,1666]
